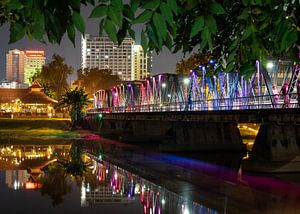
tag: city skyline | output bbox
[0,20,186,83]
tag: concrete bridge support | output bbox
[85,114,245,152]
[243,120,300,172]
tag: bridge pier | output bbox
[85,113,246,152]
[243,121,300,172]
[159,121,245,152]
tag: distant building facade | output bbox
[6,49,25,83]
[6,49,45,86]
[24,50,45,84]
[133,45,152,80]
[81,34,152,81]
[0,79,27,89]
[81,34,134,81]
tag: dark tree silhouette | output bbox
[76,68,120,97]
[32,54,73,100]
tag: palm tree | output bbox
[57,87,90,128]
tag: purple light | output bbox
[128,84,132,87]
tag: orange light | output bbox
[25,182,43,189]
[25,50,45,57]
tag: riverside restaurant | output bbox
[0,80,57,117]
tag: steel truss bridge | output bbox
[90,60,300,114]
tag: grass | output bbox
[0,118,80,144]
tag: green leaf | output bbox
[112,0,123,11]
[104,19,117,42]
[128,27,135,39]
[130,0,140,12]
[225,62,235,73]
[117,19,128,45]
[228,39,238,51]
[259,20,269,30]
[242,0,249,6]
[98,19,105,36]
[241,26,252,41]
[254,0,262,5]
[132,10,152,24]
[190,16,204,37]
[108,6,122,27]
[141,30,148,54]
[67,24,76,46]
[227,51,236,63]
[23,0,33,7]
[123,5,135,20]
[160,2,173,25]
[167,0,177,14]
[164,33,172,50]
[9,22,25,43]
[251,7,262,15]
[143,0,160,10]
[240,63,255,77]
[31,10,44,40]
[70,0,81,11]
[205,15,217,35]
[238,8,249,20]
[281,29,297,51]
[209,1,225,15]
[7,0,24,10]
[153,13,167,47]
[200,26,210,50]
[153,12,167,40]
[72,12,85,34]
[146,25,159,49]
[89,5,108,18]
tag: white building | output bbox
[133,45,152,80]
[81,34,134,81]
[81,34,152,81]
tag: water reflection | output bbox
[0,144,71,190]
[0,144,300,214]
[83,154,218,214]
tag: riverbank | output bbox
[0,118,80,144]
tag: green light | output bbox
[98,113,103,118]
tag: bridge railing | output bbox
[87,93,299,113]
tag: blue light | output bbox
[208,59,215,65]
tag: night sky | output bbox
[0,6,187,82]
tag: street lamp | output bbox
[267,62,274,69]
[183,78,189,85]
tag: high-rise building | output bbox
[81,34,134,81]
[133,45,152,80]
[6,49,45,85]
[6,49,25,83]
[24,50,45,84]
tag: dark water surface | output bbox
[0,143,300,214]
